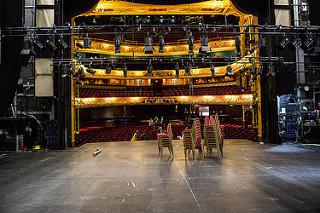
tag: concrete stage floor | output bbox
[0,140,320,213]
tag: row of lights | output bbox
[72,61,235,78]
[112,31,209,54]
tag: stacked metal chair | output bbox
[192,118,204,159]
[157,123,174,156]
[182,127,195,160]
[203,114,224,158]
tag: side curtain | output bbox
[0,0,24,115]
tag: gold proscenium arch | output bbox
[70,0,262,144]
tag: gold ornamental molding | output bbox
[75,38,236,57]
[75,0,248,18]
[80,52,254,79]
[75,94,254,108]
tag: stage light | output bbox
[86,63,96,75]
[123,63,127,77]
[175,62,180,77]
[20,38,36,56]
[226,66,233,75]
[199,34,209,53]
[135,16,140,24]
[303,34,314,49]
[279,35,290,49]
[292,37,302,48]
[114,34,122,53]
[83,34,92,48]
[76,42,84,49]
[58,36,68,49]
[187,31,194,54]
[46,38,58,51]
[33,38,44,50]
[20,38,36,66]
[171,16,176,24]
[185,63,191,76]
[146,16,151,24]
[105,63,112,74]
[159,35,164,53]
[159,16,164,24]
[75,66,85,78]
[144,32,153,54]
[210,64,215,76]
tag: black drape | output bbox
[0,0,24,115]
[63,0,100,23]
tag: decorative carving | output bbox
[75,94,254,108]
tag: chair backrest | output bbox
[182,129,193,149]
[210,115,215,125]
[204,117,210,126]
[204,125,216,148]
[192,118,202,148]
[166,123,171,133]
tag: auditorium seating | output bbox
[75,122,258,145]
[221,124,258,142]
[79,85,250,98]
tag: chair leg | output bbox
[192,149,195,160]
[170,144,174,156]
[184,149,187,159]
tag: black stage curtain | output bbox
[0,0,24,115]
[64,0,100,23]
[309,0,320,25]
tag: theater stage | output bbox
[0,140,320,213]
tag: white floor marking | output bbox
[174,160,202,213]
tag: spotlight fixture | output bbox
[292,37,302,48]
[83,34,92,48]
[86,63,96,75]
[175,62,180,77]
[46,37,58,51]
[170,16,176,24]
[135,16,140,24]
[279,35,290,49]
[187,31,194,54]
[123,63,127,77]
[58,36,68,49]
[20,38,36,66]
[33,38,44,50]
[159,16,164,24]
[210,64,215,76]
[199,34,209,53]
[303,34,314,49]
[20,38,36,56]
[159,35,164,53]
[144,32,153,54]
[75,66,85,78]
[76,42,84,49]
[105,63,112,74]
[184,63,191,76]
[226,66,233,75]
[146,16,151,24]
[114,34,122,53]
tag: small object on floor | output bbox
[33,145,41,150]
[93,148,101,156]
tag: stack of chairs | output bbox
[203,114,224,158]
[182,128,195,160]
[157,123,174,156]
[192,118,204,159]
